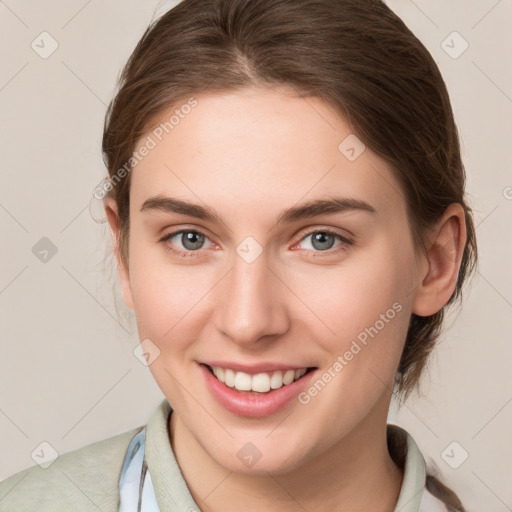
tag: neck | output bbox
[169,398,403,512]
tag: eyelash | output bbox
[158,227,354,259]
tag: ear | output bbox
[104,197,134,310]
[412,203,467,317]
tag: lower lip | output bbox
[199,363,317,418]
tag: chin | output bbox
[205,436,312,476]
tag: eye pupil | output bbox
[311,232,335,251]
[182,231,204,250]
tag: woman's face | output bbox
[111,86,426,473]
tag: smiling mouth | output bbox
[203,364,317,394]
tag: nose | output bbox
[213,248,290,348]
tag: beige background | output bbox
[1,0,511,510]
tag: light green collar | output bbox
[389,424,427,511]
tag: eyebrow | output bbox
[140,195,377,225]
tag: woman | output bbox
[0,0,477,510]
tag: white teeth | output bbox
[213,366,225,383]
[282,369,295,385]
[251,373,271,392]
[234,371,252,391]
[270,371,283,389]
[209,365,309,393]
[294,368,307,380]
[224,368,235,388]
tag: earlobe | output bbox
[411,203,467,317]
[104,197,135,311]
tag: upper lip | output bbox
[201,361,316,375]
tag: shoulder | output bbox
[0,426,142,512]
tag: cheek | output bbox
[298,243,413,343]
[126,247,216,404]
[127,244,216,352]
[296,257,412,440]
[298,240,415,394]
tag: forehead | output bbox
[130,87,404,220]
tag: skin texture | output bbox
[104,86,467,512]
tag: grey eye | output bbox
[299,231,340,251]
[177,231,206,251]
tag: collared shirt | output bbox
[0,398,448,511]
[120,399,448,511]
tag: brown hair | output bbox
[101,0,477,507]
